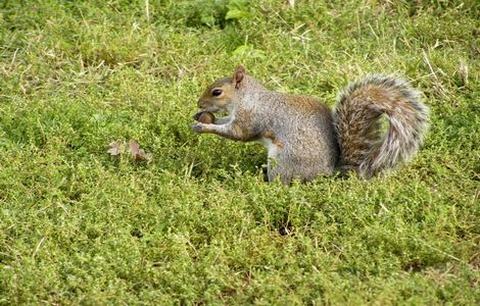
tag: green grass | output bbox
[1,0,479,304]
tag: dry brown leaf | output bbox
[107,141,122,156]
[128,139,151,161]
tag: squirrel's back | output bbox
[334,75,429,178]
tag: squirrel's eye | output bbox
[212,89,222,97]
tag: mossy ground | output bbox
[0,0,479,304]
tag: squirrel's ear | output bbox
[233,65,246,89]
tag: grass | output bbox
[0,0,479,304]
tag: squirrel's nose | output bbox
[197,99,204,109]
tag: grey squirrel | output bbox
[192,66,429,184]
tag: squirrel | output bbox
[192,65,429,184]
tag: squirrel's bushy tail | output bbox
[333,75,429,178]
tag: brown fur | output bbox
[197,77,236,112]
[262,131,284,148]
[335,75,429,178]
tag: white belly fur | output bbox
[258,137,279,159]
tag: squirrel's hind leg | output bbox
[266,148,334,184]
[266,161,291,184]
[266,151,295,184]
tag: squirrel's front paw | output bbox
[192,123,205,133]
